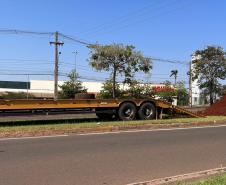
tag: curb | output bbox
[127,167,226,185]
[1,120,226,138]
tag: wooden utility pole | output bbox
[50,31,64,99]
[189,61,192,108]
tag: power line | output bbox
[73,0,167,36]
[78,0,181,38]
[150,56,189,66]
[0,29,90,46]
[0,28,54,37]
[83,0,204,39]
[58,33,90,45]
[0,58,54,62]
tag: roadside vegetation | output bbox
[0,116,226,132]
[174,173,226,185]
[0,92,36,99]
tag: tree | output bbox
[87,43,153,98]
[170,70,178,85]
[126,80,156,99]
[155,80,176,103]
[96,75,126,99]
[192,45,226,105]
[58,69,87,99]
[176,81,189,106]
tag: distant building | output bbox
[191,54,204,105]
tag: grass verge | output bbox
[174,173,226,185]
[0,116,226,132]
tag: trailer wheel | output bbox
[118,102,137,121]
[138,102,156,120]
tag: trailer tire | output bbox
[118,102,137,121]
[138,102,156,120]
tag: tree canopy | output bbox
[87,43,153,98]
[58,69,87,99]
[192,45,226,105]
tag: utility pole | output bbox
[189,61,192,108]
[50,31,64,99]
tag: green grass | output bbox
[174,173,226,185]
[0,116,226,132]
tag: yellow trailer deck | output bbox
[0,98,204,120]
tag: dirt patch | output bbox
[197,95,226,116]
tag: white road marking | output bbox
[0,135,68,141]
[78,132,121,136]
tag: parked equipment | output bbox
[0,98,204,120]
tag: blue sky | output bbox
[0,0,225,87]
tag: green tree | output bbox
[170,70,178,85]
[126,80,156,99]
[155,80,176,103]
[176,81,189,106]
[96,75,126,99]
[58,69,87,99]
[192,45,226,105]
[87,43,153,98]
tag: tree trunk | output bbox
[210,92,214,105]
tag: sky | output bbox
[0,0,225,87]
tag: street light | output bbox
[72,51,78,71]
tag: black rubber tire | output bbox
[118,102,137,121]
[138,102,156,120]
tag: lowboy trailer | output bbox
[0,98,204,120]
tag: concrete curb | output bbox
[0,120,226,138]
[127,167,226,185]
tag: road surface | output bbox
[0,125,226,185]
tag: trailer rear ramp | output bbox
[158,102,205,118]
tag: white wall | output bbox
[30,79,104,93]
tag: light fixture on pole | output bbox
[72,51,78,71]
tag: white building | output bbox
[191,54,204,105]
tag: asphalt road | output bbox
[1,126,226,185]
